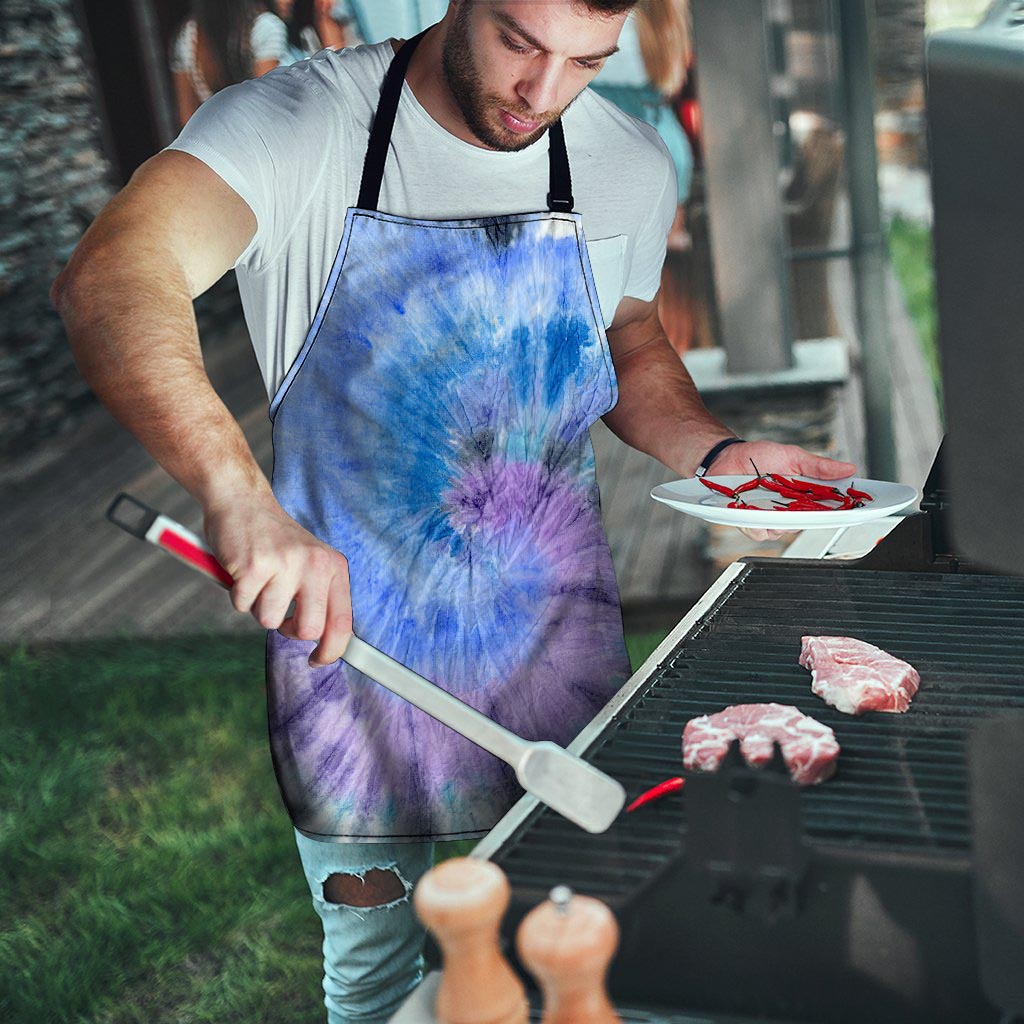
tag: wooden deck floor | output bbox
[0,328,273,643]
[1,250,939,645]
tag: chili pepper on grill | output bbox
[625,776,685,813]
[698,477,738,498]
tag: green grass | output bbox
[887,216,942,407]
[1,636,322,1023]
[625,631,670,674]
[1,629,667,1022]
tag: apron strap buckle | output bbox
[546,192,575,214]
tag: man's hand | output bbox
[203,492,353,667]
[598,293,858,545]
[709,439,855,481]
[708,440,857,543]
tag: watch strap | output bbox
[695,437,745,478]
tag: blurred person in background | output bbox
[592,0,693,243]
[338,0,448,44]
[276,0,352,62]
[171,0,289,127]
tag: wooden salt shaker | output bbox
[516,885,621,1024]
[413,857,528,1024]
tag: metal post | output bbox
[131,0,178,149]
[690,0,794,374]
[837,1,899,480]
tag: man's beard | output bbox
[441,4,559,151]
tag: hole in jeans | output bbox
[323,868,407,908]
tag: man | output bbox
[52,2,855,1020]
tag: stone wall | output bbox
[0,0,116,460]
[873,0,928,166]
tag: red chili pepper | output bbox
[758,478,801,497]
[734,478,762,494]
[626,776,685,813]
[761,479,824,502]
[775,498,835,511]
[772,473,844,498]
[728,499,769,509]
[699,477,737,498]
[847,485,873,501]
[768,473,816,494]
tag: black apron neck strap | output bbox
[357,30,575,215]
[545,119,574,213]
[357,30,427,212]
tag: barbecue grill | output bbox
[473,453,1024,1022]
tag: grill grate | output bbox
[493,563,1024,902]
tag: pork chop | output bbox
[799,636,920,716]
[682,703,840,785]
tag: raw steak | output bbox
[799,636,920,716]
[682,703,840,785]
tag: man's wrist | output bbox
[193,457,274,515]
[694,437,745,478]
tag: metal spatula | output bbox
[106,493,626,834]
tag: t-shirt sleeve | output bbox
[165,66,339,272]
[623,130,678,302]
[251,12,289,62]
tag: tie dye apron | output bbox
[266,31,630,842]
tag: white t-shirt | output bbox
[167,40,677,400]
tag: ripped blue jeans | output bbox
[294,828,436,1024]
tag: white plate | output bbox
[650,476,920,530]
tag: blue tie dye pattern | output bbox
[267,211,630,840]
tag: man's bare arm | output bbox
[603,294,856,479]
[51,151,352,664]
[602,295,735,476]
[52,150,260,504]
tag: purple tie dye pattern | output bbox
[267,211,630,840]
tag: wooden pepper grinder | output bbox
[516,885,621,1024]
[413,857,528,1024]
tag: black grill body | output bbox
[487,551,1024,1023]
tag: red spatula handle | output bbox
[106,492,234,589]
